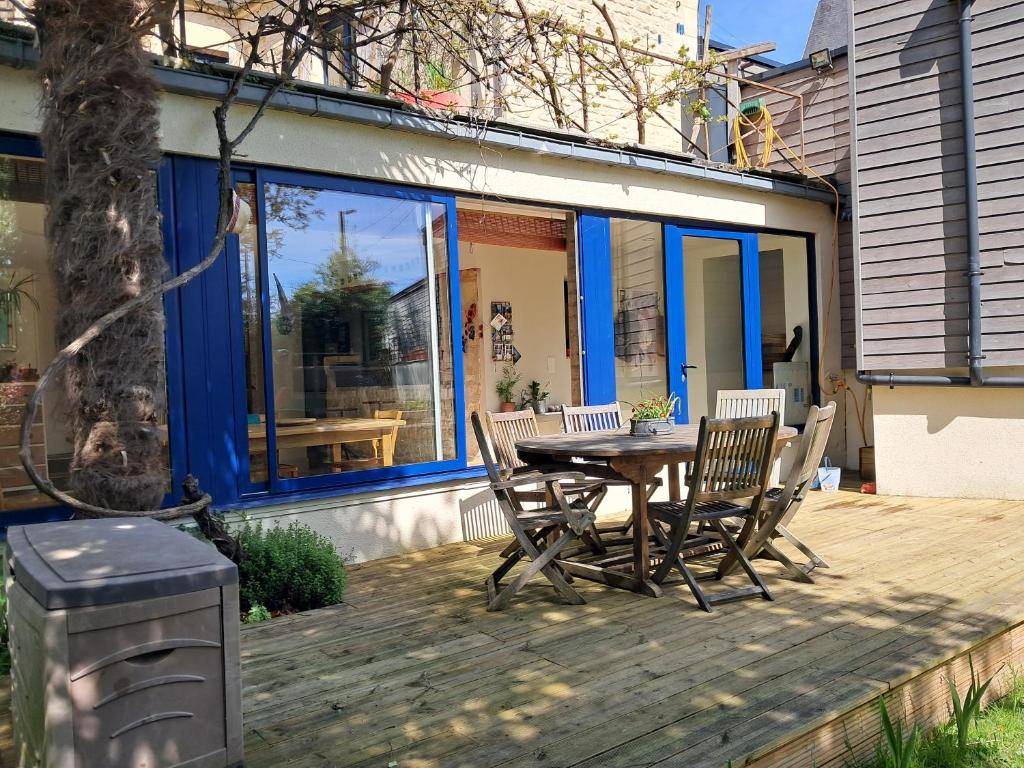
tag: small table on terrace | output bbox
[516,425,797,598]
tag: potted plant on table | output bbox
[523,380,550,415]
[628,393,679,436]
[496,364,521,412]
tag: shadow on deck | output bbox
[4,489,1024,767]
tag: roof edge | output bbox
[0,23,835,206]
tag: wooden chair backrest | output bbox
[775,401,837,525]
[561,403,622,433]
[470,412,525,517]
[715,388,786,422]
[688,413,781,510]
[471,411,505,486]
[485,409,539,472]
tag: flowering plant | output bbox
[629,393,679,420]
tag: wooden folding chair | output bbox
[646,413,781,612]
[716,389,786,486]
[561,403,662,535]
[471,412,596,611]
[722,402,836,583]
[561,403,624,433]
[483,408,608,555]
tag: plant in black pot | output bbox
[628,393,679,436]
[523,380,550,414]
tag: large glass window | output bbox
[243,180,456,481]
[0,152,171,510]
[610,219,667,410]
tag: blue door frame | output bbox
[579,216,763,423]
[664,226,762,423]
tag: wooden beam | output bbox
[715,41,777,63]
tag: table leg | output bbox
[668,462,681,501]
[631,469,662,598]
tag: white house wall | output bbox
[0,64,847,561]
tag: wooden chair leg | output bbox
[486,547,526,598]
[777,524,831,570]
[650,520,712,612]
[487,528,585,611]
[651,515,694,585]
[709,519,773,602]
[761,540,815,584]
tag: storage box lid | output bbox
[5,518,237,609]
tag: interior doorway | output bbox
[455,200,582,461]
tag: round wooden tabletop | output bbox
[516,424,798,463]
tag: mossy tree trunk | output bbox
[36,0,168,512]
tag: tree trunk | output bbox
[37,0,168,512]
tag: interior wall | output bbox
[611,219,666,409]
[758,234,811,366]
[457,242,572,412]
[6,201,67,458]
[873,381,1024,499]
[682,237,744,420]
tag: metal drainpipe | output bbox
[856,0,1024,388]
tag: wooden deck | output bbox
[3,489,1024,767]
[236,489,1024,768]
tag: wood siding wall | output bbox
[742,57,855,369]
[850,0,1024,370]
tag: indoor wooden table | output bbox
[249,416,406,466]
[516,424,797,598]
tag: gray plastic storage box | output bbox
[5,518,243,768]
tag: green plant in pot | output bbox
[0,271,39,344]
[0,271,39,316]
[627,393,679,436]
[523,380,550,414]
[496,364,521,412]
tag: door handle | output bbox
[681,363,698,380]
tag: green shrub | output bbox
[243,603,272,624]
[237,521,346,613]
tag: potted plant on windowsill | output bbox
[523,380,550,415]
[628,393,679,436]
[496,364,521,413]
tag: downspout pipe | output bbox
[856,0,1024,388]
[959,0,985,387]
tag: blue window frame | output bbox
[578,211,816,424]
[170,159,471,506]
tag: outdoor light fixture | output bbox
[809,48,833,72]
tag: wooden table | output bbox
[516,425,797,598]
[249,417,406,466]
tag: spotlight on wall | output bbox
[809,48,834,73]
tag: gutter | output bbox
[0,24,834,206]
[856,0,1024,389]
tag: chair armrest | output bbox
[491,471,587,491]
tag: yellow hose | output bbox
[733,106,776,169]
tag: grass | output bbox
[858,675,1024,768]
